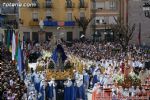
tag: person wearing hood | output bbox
[64,78,75,100]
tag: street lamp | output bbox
[110,31,114,42]
[143,2,150,18]
[93,31,97,42]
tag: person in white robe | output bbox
[74,70,80,81]
[9,79,14,87]
[28,92,36,100]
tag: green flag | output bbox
[7,30,10,49]
[15,32,19,61]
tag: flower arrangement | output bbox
[113,74,124,86]
[114,72,141,88]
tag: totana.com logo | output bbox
[2,3,37,7]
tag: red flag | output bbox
[16,32,18,46]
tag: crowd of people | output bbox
[0,38,150,100]
[0,47,27,100]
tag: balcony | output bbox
[64,21,75,26]
[29,19,39,26]
[1,20,18,29]
[0,7,18,15]
[44,2,53,8]
[29,1,40,8]
[79,2,88,9]
[43,20,75,27]
[44,20,57,26]
[65,2,75,9]
[92,8,119,15]
[93,23,111,29]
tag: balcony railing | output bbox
[29,19,39,26]
[64,21,75,26]
[79,2,88,8]
[0,7,18,15]
[44,20,57,26]
[65,2,74,8]
[29,1,40,8]
[43,20,75,26]
[1,20,18,29]
[92,8,118,12]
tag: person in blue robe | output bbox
[64,84,75,100]
[92,74,98,87]
[75,84,85,100]
[83,72,90,90]
[64,79,75,100]
[46,83,54,100]
[38,81,45,100]
[31,72,35,83]
[34,75,41,93]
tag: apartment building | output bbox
[128,0,150,46]
[19,0,91,42]
[90,0,127,42]
[0,0,19,43]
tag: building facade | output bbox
[0,0,129,43]
[128,0,150,46]
[19,0,91,42]
[0,0,19,43]
[90,0,127,42]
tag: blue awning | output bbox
[64,21,75,26]
[44,20,75,26]
[44,20,58,26]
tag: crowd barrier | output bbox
[95,96,149,100]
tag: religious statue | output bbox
[39,19,44,30]
[51,44,67,71]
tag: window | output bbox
[80,0,85,7]
[109,0,116,10]
[67,13,72,21]
[109,16,117,24]
[32,12,38,20]
[46,10,51,17]
[32,32,39,43]
[46,0,51,4]
[66,0,72,8]
[80,12,85,19]
[104,17,109,24]
[32,0,37,3]
[0,8,1,14]
[23,32,30,42]
[96,20,100,24]
[96,2,105,9]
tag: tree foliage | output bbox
[74,16,93,35]
[111,17,136,52]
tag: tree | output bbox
[110,17,136,52]
[74,16,92,36]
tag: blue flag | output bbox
[17,40,23,76]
